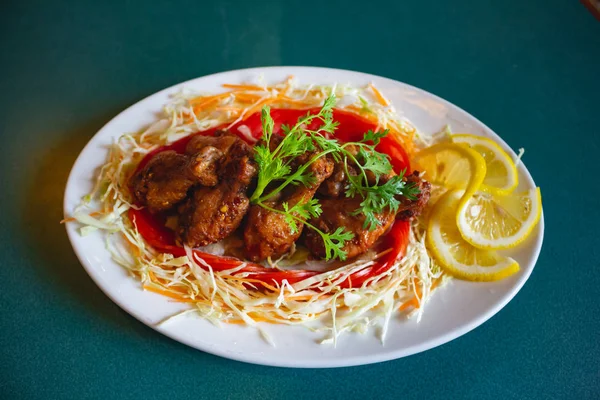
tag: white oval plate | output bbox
[64,67,544,368]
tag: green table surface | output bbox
[2,0,599,398]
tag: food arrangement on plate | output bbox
[64,76,542,345]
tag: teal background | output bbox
[1,0,599,398]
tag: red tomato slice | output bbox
[131,108,412,288]
[338,220,410,289]
[377,135,411,174]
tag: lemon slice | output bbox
[452,134,518,195]
[457,187,542,250]
[413,143,487,200]
[427,190,519,281]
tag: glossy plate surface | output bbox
[64,67,544,368]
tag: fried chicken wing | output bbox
[304,197,396,260]
[243,153,334,262]
[178,139,257,247]
[184,131,242,186]
[307,164,431,259]
[395,171,431,220]
[130,151,198,213]
[130,131,245,213]
[185,130,239,155]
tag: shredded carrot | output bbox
[187,93,234,119]
[369,83,390,107]
[345,105,380,122]
[218,276,280,292]
[147,271,192,295]
[60,211,102,224]
[286,294,317,301]
[243,97,275,119]
[398,298,419,311]
[191,101,218,115]
[233,92,264,103]
[121,232,141,257]
[398,278,441,312]
[148,270,158,282]
[387,126,415,155]
[143,285,197,303]
[388,120,416,139]
[189,92,231,107]
[215,106,242,112]
[278,96,315,106]
[222,83,266,91]
[226,316,273,324]
[215,107,242,118]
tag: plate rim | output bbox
[63,66,545,368]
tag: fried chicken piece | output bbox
[130,151,198,213]
[184,131,241,186]
[185,130,239,155]
[317,158,349,198]
[130,131,247,214]
[186,146,223,187]
[178,139,257,247]
[396,171,431,221]
[319,156,431,221]
[306,165,431,259]
[304,197,396,260]
[317,144,380,198]
[243,153,334,262]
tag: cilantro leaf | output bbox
[357,147,393,177]
[349,171,421,230]
[282,199,323,234]
[322,227,354,261]
[362,129,388,145]
[261,106,274,143]
[250,94,339,202]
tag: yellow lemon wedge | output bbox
[452,134,518,196]
[413,143,487,195]
[427,190,520,281]
[413,142,487,220]
[456,187,542,250]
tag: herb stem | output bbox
[342,150,370,187]
[256,148,338,203]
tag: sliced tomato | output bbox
[377,135,411,174]
[128,208,182,255]
[129,208,250,270]
[331,109,378,142]
[339,220,410,289]
[131,108,412,288]
[134,126,222,172]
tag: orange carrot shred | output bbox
[369,83,390,106]
[222,83,265,91]
[143,285,197,303]
[234,92,264,102]
[189,92,231,106]
[60,211,102,224]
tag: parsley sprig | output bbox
[249,94,419,260]
[263,200,353,261]
[341,130,421,230]
[250,95,339,203]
